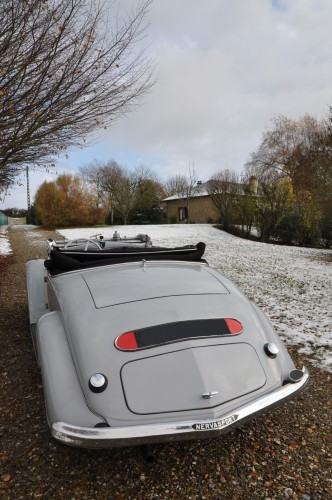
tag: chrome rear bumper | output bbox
[52,367,308,448]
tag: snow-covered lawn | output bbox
[0,226,12,255]
[58,224,332,371]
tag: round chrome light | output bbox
[264,343,279,358]
[89,373,108,393]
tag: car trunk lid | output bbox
[82,262,229,308]
[121,344,266,414]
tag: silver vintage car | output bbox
[26,233,308,450]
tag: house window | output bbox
[178,207,188,221]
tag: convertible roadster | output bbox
[26,232,308,450]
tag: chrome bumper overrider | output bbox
[52,367,308,448]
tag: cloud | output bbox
[1,0,331,207]
[105,0,332,177]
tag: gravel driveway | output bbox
[0,226,331,499]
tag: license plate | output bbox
[192,414,238,431]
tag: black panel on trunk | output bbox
[135,319,233,348]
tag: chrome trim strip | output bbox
[51,260,209,278]
[51,367,308,448]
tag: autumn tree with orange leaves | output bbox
[35,174,107,226]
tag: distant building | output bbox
[162,182,219,223]
[8,217,26,225]
[0,212,27,225]
[162,177,258,224]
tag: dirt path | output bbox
[0,227,331,499]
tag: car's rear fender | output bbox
[250,301,295,380]
[36,311,105,428]
[26,259,49,364]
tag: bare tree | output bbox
[0,0,154,192]
[185,163,198,212]
[255,177,294,242]
[81,161,162,224]
[246,111,332,243]
[164,174,188,197]
[236,173,257,235]
[245,114,332,195]
[80,159,109,208]
[164,162,198,221]
[207,169,240,229]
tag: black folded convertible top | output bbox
[44,242,206,274]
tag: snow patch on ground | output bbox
[0,226,12,255]
[10,224,38,231]
[25,229,49,246]
[10,225,48,247]
[58,224,332,371]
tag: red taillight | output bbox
[225,318,243,335]
[116,331,138,350]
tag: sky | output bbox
[1,0,332,209]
